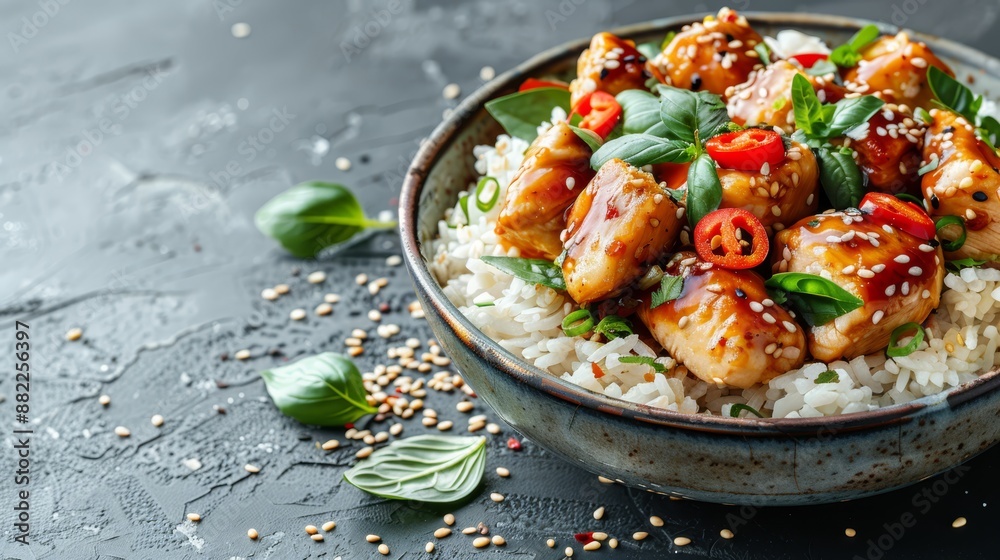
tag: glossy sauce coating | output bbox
[726,60,845,133]
[495,121,595,260]
[636,251,806,388]
[835,103,925,194]
[569,32,650,108]
[842,32,953,110]
[772,210,944,361]
[921,109,1000,260]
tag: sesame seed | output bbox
[437,421,454,431]
[479,66,495,80]
[305,525,318,535]
[335,157,352,171]
[650,515,665,527]
[565,546,575,557]
[114,426,131,438]
[315,303,333,316]
[462,527,477,535]
[857,269,876,279]
[750,301,764,312]
[378,543,390,555]
[356,446,373,459]
[782,321,797,333]
[307,271,326,284]
[244,463,261,474]
[356,274,369,285]
[902,282,910,296]
[490,492,505,502]
[322,521,336,532]
[911,57,928,68]
[444,513,456,526]
[311,534,324,542]
[760,162,770,175]
[960,177,974,189]
[584,541,601,551]
[721,529,735,539]
[151,414,164,427]
[894,255,911,264]
[872,310,885,325]
[248,528,259,540]
[274,283,290,294]
[98,394,111,406]
[261,288,278,300]
[953,517,968,528]
[492,535,506,546]
[186,513,201,522]
[919,244,935,252]
[547,538,556,548]
[845,528,857,537]
[922,289,931,299]
[762,313,776,324]
[497,467,510,478]
[908,266,924,276]
[425,542,435,553]
[456,401,474,413]
[443,83,461,99]
[473,536,491,548]
[594,506,605,520]
[367,534,381,543]
[966,208,977,220]
[66,328,83,341]
[321,439,340,450]
[842,265,856,275]
[290,308,307,321]
[324,293,341,303]
[633,531,649,541]
[872,264,886,273]
[678,316,690,329]
[674,536,692,546]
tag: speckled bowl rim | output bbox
[400,11,1000,437]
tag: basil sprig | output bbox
[765,272,863,327]
[255,182,396,258]
[485,87,571,142]
[790,74,884,209]
[259,352,377,426]
[650,274,684,309]
[480,256,566,290]
[344,435,486,503]
[592,85,729,226]
[927,66,1000,149]
[829,24,880,68]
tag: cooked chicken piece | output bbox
[636,251,806,389]
[569,32,651,108]
[671,140,819,232]
[648,8,763,99]
[494,121,595,260]
[842,32,953,110]
[562,159,682,304]
[920,109,1000,260]
[772,210,945,362]
[833,102,926,194]
[727,61,846,133]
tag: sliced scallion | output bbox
[886,322,925,358]
[458,193,471,223]
[475,176,501,212]
[935,215,967,252]
[562,309,595,337]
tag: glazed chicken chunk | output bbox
[649,8,763,100]
[569,32,651,108]
[727,60,845,133]
[842,32,953,110]
[920,110,1000,260]
[562,159,682,304]
[773,210,945,362]
[836,102,926,194]
[495,121,596,260]
[673,140,820,232]
[636,251,806,389]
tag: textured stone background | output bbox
[1,0,999,558]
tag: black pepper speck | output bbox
[973,191,988,202]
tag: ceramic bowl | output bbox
[399,12,1000,506]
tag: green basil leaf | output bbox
[661,31,677,51]
[729,403,765,418]
[754,42,771,66]
[344,435,486,503]
[485,87,571,142]
[657,85,729,144]
[830,24,880,68]
[650,274,684,309]
[816,146,865,210]
[618,355,667,373]
[255,182,395,259]
[594,315,634,340]
[569,125,603,152]
[825,95,885,138]
[259,352,376,426]
[791,74,823,137]
[927,66,980,122]
[815,370,840,384]
[765,273,863,326]
[805,59,838,76]
[480,256,565,290]
[616,89,664,134]
[685,153,723,227]
[946,257,987,273]
[978,115,1000,149]
[636,41,660,62]
[590,134,695,169]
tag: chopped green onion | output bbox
[562,309,595,337]
[918,157,939,177]
[895,193,924,205]
[935,215,967,252]
[475,177,501,212]
[729,404,764,418]
[475,301,495,307]
[618,355,666,373]
[886,322,925,358]
[815,370,840,384]
[637,265,665,291]
[458,193,471,223]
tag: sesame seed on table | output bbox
[2,0,998,558]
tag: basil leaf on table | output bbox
[830,24,880,68]
[485,87,572,142]
[616,89,664,134]
[657,85,729,145]
[479,256,566,290]
[593,315,633,340]
[590,134,695,169]
[259,352,376,426]
[765,272,863,327]
[816,145,866,209]
[685,153,723,227]
[344,435,487,503]
[650,274,684,309]
[255,182,396,259]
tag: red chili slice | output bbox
[694,208,770,270]
[705,128,786,172]
[789,53,829,69]
[859,192,936,240]
[570,91,622,139]
[506,437,522,451]
[518,78,570,92]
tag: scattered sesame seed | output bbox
[480,66,496,80]
[99,394,111,406]
[321,439,340,450]
[490,492,505,502]
[953,517,967,528]
[547,538,556,548]
[248,528,259,540]
[289,308,307,321]
[315,303,333,316]
[593,506,605,520]
[311,534,324,542]
[462,527,477,535]
[425,542,435,553]
[592,532,608,541]
[378,543,390,555]
[584,541,602,551]
[434,527,452,539]
[444,513,456,526]
[497,467,510,478]
[307,271,327,284]
[66,328,83,341]
[324,293,341,303]
[186,513,201,522]
[261,288,279,300]
[274,283,290,294]
[443,83,462,100]
[492,535,506,546]
[486,423,501,434]
[457,401,474,413]
[356,446,374,459]
[650,515,665,527]
[750,301,764,312]
[244,463,261,474]
[335,157,352,171]
[322,521,336,532]
[231,22,251,38]
[721,529,735,539]
[633,531,649,541]
[356,274,369,285]
[114,426,131,438]
[674,536,691,546]
[437,420,454,431]
[305,525,318,535]
[565,546,575,557]
[151,414,164,427]
[872,310,885,325]
[367,534,381,543]
[845,528,856,537]
[908,266,924,276]
[368,310,382,322]
[598,476,615,484]
[473,536,491,548]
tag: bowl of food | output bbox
[399,8,1000,506]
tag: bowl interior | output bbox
[405,12,1000,431]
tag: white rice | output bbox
[430,131,1000,419]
